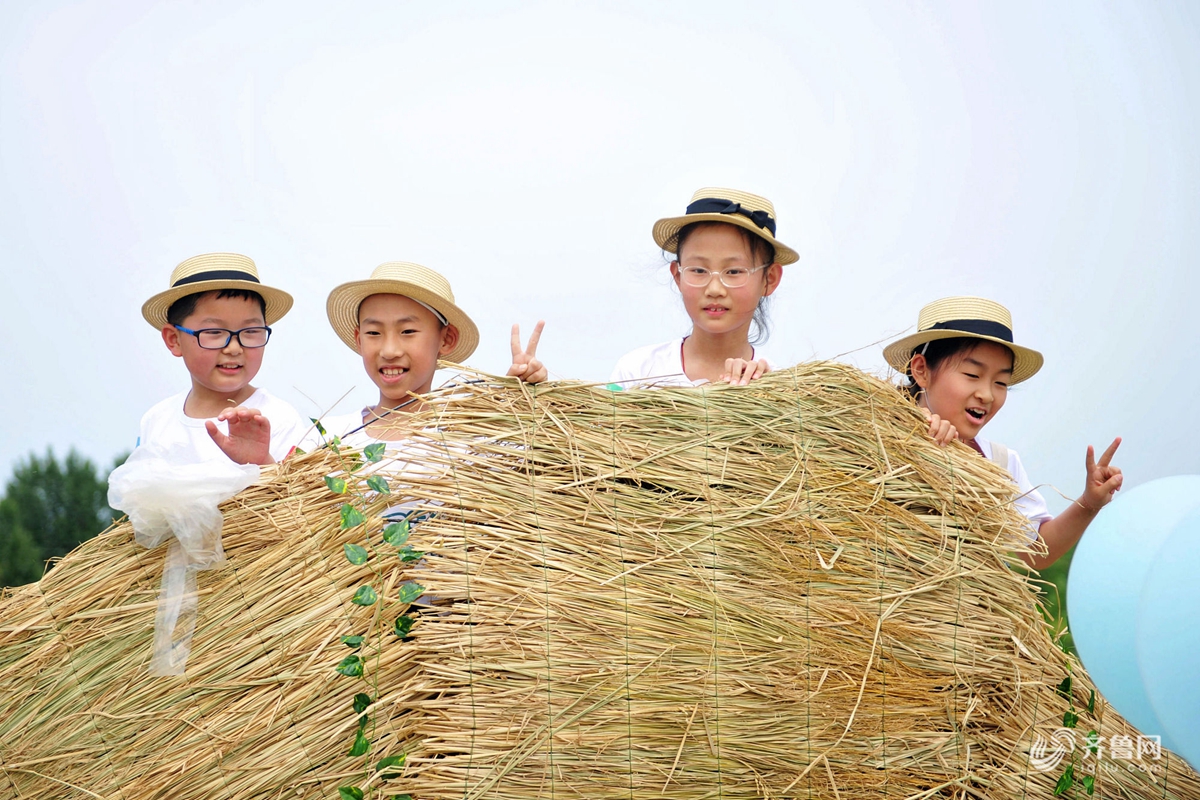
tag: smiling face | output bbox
[161,291,266,416]
[912,340,1015,441]
[354,293,459,410]
[670,222,781,340]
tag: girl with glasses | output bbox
[609,187,791,388]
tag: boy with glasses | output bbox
[137,253,306,466]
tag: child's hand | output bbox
[920,407,958,447]
[507,321,547,384]
[207,406,275,465]
[1079,437,1123,512]
[721,358,770,386]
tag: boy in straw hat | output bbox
[885,296,1123,569]
[138,253,307,466]
[298,260,545,449]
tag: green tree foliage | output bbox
[0,449,126,587]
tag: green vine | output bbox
[313,420,424,800]
[1053,668,1098,797]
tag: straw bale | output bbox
[0,362,1195,799]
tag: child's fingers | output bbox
[510,324,522,360]
[506,362,529,377]
[1098,437,1122,467]
[1085,444,1096,474]
[524,320,545,357]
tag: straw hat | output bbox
[883,296,1044,385]
[652,187,799,266]
[325,261,479,363]
[142,253,293,329]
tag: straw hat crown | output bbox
[883,296,1044,385]
[652,187,799,265]
[142,253,293,329]
[325,261,479,363]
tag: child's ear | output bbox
[763,263,783,297]
[909,353,932,389]
[438,324,461,357]
[669,261,682,288]
[353,327,362,351]
[162,326,183,357]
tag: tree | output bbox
[0,449,125,587]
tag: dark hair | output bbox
[901,337,1015,397]
[166,289,267,327]
[671,221,777,345]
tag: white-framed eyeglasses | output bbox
[677,264,769,288]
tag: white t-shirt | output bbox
[137,388,308,466]
[975,436,1053,535]
[610,339,775,388]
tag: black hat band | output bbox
[927,318,1014,342]
[685,198,777,236]
[173,270,262,287]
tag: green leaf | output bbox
[310,417,327,436]
[337,788,363,800]
[351,585,378,606]
[377,754,406,778]
[353,692,372,716]
[341,635,365,649]
[1056,676,1072,699]
[336,655,364,678]
[347,457,365,473]
[364,442,386,463]
[1085,730,1100,754]
[392,796,413,800]
[341,504,367,529]
[344,543,369,565]
[325,475,347,494]
[397,582,424,604]
[383,521,411,547]
[367,474,391,494]
[1082,775,1095,795]
[399,546,423,563]
[349,728,370,756]
[1063,709,1078,728]
[393,615,415,637]
[1086,689,1095,715]
[1053,763,1074,796]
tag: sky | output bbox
[1,0,1197,513]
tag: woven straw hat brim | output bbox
[142,280,293,329]
[883,330,1044,385]
[652,214,799,266]
[326,279,479,363]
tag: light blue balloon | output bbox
[1137,508,1200,771]
[1067,475,1200,750]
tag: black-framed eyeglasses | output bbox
[174,325,272,350]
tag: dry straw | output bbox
[0,362,1195,799]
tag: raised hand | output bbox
[1080,437,1123,512]
[206,406,274,465]
[507,321,547,384]
[721,358,770,386]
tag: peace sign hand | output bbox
[1080,437,1123,512]
[507,320,547,384]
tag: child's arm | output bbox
[206,406,276,466]
[506,321,548,384]
[721,358,770,386]
[1024,437,1123,570]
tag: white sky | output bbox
[1,0,1197,512]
